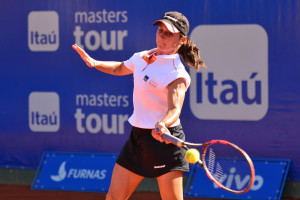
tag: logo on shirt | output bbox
[143,75,149,82]
[149,81,157,88]
[143,75,158,88]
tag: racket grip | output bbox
[154,128,184,147]
[162,134,184,147]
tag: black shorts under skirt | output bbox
[116,124,189,178]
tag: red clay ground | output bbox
[0,184,210,200]
[0,184,296,200]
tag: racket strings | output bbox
[204,143,252,192]
[207,148,215,174]
[215,162,223,182]
[207,148,224,183]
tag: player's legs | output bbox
[156,170,184,200]
[106,163,144,200]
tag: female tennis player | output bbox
[73,11,206,200]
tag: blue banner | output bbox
[1,0,300,181]
[31,152,117,192]
[184,159,291,200]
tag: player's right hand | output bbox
[72,44,96,68]
[152,122,171,144]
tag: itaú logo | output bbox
[28,11,59,51]
[189,24,268,121]
[29,92,60,132]
[50,161,107,182]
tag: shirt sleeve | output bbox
[123,53,136,72]
[163,69,191,90]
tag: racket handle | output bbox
[154,128,184,147]
[161,133,184,147]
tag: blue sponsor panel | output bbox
[184,159,291,200]
[31,152,118,192]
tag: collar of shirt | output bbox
[142,48,179,64]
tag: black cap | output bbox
[153,11,190,36]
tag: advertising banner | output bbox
[1,0,300,181]
[31,152,117,192]
[184,159,291,200]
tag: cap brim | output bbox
[153,20,180,34]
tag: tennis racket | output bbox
[156,129,255,194]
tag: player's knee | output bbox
[105,192,115,200]
[106,191,128,200]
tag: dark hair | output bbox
[178,35,206,71]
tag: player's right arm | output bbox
[72,44,133,76]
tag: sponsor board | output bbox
[184,159,290,200]
[31,152,118,192]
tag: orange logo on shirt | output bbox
[149,81,157,88]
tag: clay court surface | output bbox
[0,184,205,200]
[0,184,297,200]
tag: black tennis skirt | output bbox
[116,124,189,178]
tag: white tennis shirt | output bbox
[124,48,191,129]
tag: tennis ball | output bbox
[185,148,200,164]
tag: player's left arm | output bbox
[152,78,187,142]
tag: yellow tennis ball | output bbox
[185,148,200,164]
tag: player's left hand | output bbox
[72,44,96,68]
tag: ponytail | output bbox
[178,36,206,71]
